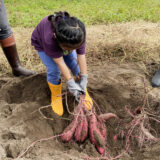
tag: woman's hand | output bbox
[77,54,88,93]
[67,78,83,101]
[79,74,88,93]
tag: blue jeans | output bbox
[38,50,80,85]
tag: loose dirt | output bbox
[0,22,160,160]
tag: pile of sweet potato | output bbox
[61,95,118,155]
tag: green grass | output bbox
[5,0,160,27]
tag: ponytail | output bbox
[48,11,70,29]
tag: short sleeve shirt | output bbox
[31,16,86,58]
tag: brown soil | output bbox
[0,22,160,160]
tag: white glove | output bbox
[79,74,88,94]
[67,78,83,101]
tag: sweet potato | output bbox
[97,113,118,142]
[61,118,78,142]
[96,146,105,155]
[61,106,80,142]
[80,114,88,142]
[97,118,107,139]
[74,108,88,142]
[89,113,106,154]
[98,113,118,121]
[74,109,84,142]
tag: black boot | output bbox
[151,66,160,87]
[2,44,35,76]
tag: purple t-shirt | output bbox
[31,16,86,58]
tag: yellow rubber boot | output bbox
[84,89,93,110]
[48,82,63,116]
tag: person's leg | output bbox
[38,51,63,116]
[0,0,35,76]
[1,35,35,76]
[63,50,80,77]
[38,51,61,84]
[0,0,12,40]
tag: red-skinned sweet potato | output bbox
[61,117,78,142]
[74,109,84,142]
[98,113,118,121]
[89,113,106,155]
[96,146,105,155]
[97,117,107,139]
[61,106,80,142]
[80,113,88,142]
[74,108,88,142]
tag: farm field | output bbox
[1,1,160,160]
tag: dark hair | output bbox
[48,11,86,46]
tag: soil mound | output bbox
[0,62,160,160]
